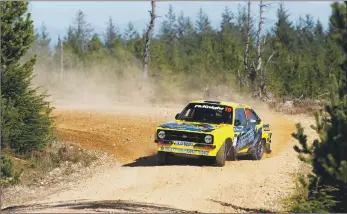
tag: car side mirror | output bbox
[175,113,180,120]
[234,119,241,126]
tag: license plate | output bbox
[174,141,194,147]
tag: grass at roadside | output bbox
[280,164,312,212]
[1,140,98,188]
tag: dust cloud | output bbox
[31,55,273,119]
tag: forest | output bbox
[29,2,345,103]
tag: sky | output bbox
[28,1,333,48]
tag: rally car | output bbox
[154,100,272,167]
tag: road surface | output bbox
[3,105,315,213]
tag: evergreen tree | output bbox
[104,16,121,52]
[160,5,179,69]
[1,1,54,154]
[196,8,212,33]
[30,22,53,72]
[220,6,234,32]
[330,2,347,96]
[66,10,94,57]
[291,2,347,212]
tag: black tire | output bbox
[215,142,226,167]
[157,151,167,165]
[225,139,237,161]
[265,142,272,154]
[250,139,265,160]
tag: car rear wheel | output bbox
[215,142,226,167]
[250,139,265,160]
[265,142,272,153]
[157,151,167,165]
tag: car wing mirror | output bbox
[263,124,270,131]
[175,113,180,120]
[234,119,241,126]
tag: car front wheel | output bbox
[215,143,226,167]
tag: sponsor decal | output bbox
[194,104,224,111]
[237,128,255,149]
[235,126,263,149]
[252,127,262,146]
[159,122,216,132]
[174,141,193,146]
[233,136,238,147]
[161,147,209,155]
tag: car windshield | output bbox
[178,103,233,124]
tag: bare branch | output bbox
[242,1,251,87]
[142,1,157,84]
[255,1,265,74]
[263,51,276,75]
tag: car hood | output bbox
[158,121,225,133]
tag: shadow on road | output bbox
[122,152,254,167]
[122,154,215,167]
[209,199,273,213]
[2,199,197,213]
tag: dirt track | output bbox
[3,105,315,213]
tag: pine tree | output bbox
[1,1,54,154]
[196,8,212,33]
[160,5,179,69]
[220,6,234,32]
[104,17,121,53]
[291,2,347,212]
[66,10,94,57]
[330,2,347,96]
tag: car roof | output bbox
[189,100,251,109]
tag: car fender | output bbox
[210,126,234,154]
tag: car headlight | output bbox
[204,135,213,144]
[158,130,166,139]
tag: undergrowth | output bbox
[1,141,98,188]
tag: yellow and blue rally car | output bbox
[154,100,272,167]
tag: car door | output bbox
[233,108,251,151]
[245,108,263,145]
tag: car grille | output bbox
[158,130,207,143]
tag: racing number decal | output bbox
[225,107,232,112]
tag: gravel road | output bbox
[2,104,316,213]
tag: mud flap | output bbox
[265,142,272,154]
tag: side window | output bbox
[251,109,261,121]
[184,109,192,118]
[245,109,261,123]
[235,108,247,126]
[245,109,256,120]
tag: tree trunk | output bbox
[242,1,251,90]
[142,1,157,85]
[252,1,265,99]
[60,40,64,82]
